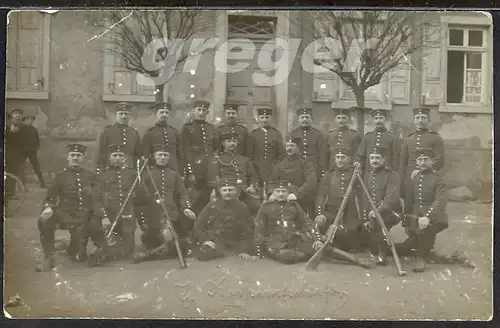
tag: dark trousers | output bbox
[399,221,447,257]
[366,211,400,253]
[38,211,107,259]
[5,152,26,198]
[22,150,45,185]
[266,236,316,264]
[106,208,136,257]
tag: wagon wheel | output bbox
[4,172,27,217]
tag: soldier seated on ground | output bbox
[193,178,257,261]
[132,144,196,263]
[206,129,262,214]
[253,180,324,264]
[396,148,450,273]
[36,144,109,272]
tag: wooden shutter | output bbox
[388,57,411,104]
[16,12,44,91]
[6,13,18,91]
[312,41,339,102]
[421,23,445,105]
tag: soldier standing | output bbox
[193,178,256,261]
[253,180,324,264]
[354,109,400,173]
[95,102,141,174]
[180,100,216,215]
[399,107,445,197]
[398,148,449,272]
[245,107,286,190]
[5,108,29,200]
[206,129,261,214]
[21,115,47,188]
[320,107,361,175]
[134,144,196,262]
[141,102,184,172]
[267,135,317,216]
[214,104,248,155]
[98,144,138,260]
[315,146,364,251]
[290,107,324,180]
[361,146,402,265]
[36,144,109,272]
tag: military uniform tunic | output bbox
[180,119,217,181]
[290,126,324,178]
[320,126,361,173]
[194,198,254,255]
[246,126,286,182]
[267,154,317,213]
[141,123,184,172]
[355,127,401,172]
[399,128,445,194]
[214,122,248,156]
[96,123,141,171]
[206,151,260,191]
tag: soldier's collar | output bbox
[374,126,387,132]
[338,125,349,130]
[194,119,206,124]
[67,166,83,172]
[416,127,429,132]
[114,122,129,128]
[287,153,300,159]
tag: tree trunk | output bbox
[355,89,365,135]
[155,84,165,103]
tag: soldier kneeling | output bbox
[133,144,196,263]
[193,178,257,261]
[36,144,109,272]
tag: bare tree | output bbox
[100,10,214,103]
[302,11,441,134]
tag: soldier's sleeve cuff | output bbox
[425,207,434,218]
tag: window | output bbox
[446,27,487,105]
[6,11,50,100]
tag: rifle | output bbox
[355,171,407,276]
[144,164,187,269]
[305,170,358,270]
[105,159,148,244]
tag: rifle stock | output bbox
[355,173,406,276]
[305,171,358,270]
[145,164,187,269]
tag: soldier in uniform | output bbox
[354,109,400,173]
[267,135,317,216]
[245,107,286,190]
[95,102,141,173]
[206,129,261,214]
[5,108,29,200]
[134,144,196,262]
[141,102,184,172]
[36,144,109,272]
[214,104,248,155]
[320,107,361,175]
[399,107,445,198]
[98,144,138,260]
[398,148,449,272]
[253,180,324,264]
[361,146,402,265]
[315,146,364,251]
[290,107,324,180]
[193,178,256,261]
[21,115,47,188]
[180,100,217,215]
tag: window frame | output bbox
[6,11,51,100]
[439,14,492,114]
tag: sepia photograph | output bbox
[3,9,493,320]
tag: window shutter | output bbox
[312,40,339,102]
[6,13,18,91]
[16,12,44,91]
[388,57,411,104]
[421,23,445,105]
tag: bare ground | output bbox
[3,186,493,320]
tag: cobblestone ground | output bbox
[4,185,493,320]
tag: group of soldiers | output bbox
[34,100,451,274]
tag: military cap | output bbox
[414,148,435,159]
[268,179,292,191]
[368,145,388,157]
[370,109,389,118]
[256,107,272,116]
[285,135,302,145]
[413,107,430,116]
[194,100,211,110]
[152,144,170,154]
[116,102,133,112]
[332,146,352,156]
[8,108,23,115]
[66,143,87,154]
[223,104,239,112]
[108,144,125,154]
[296,107,312,116]
[332,107,351,116]
[150,102,172,111]
[220,130,239,142]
